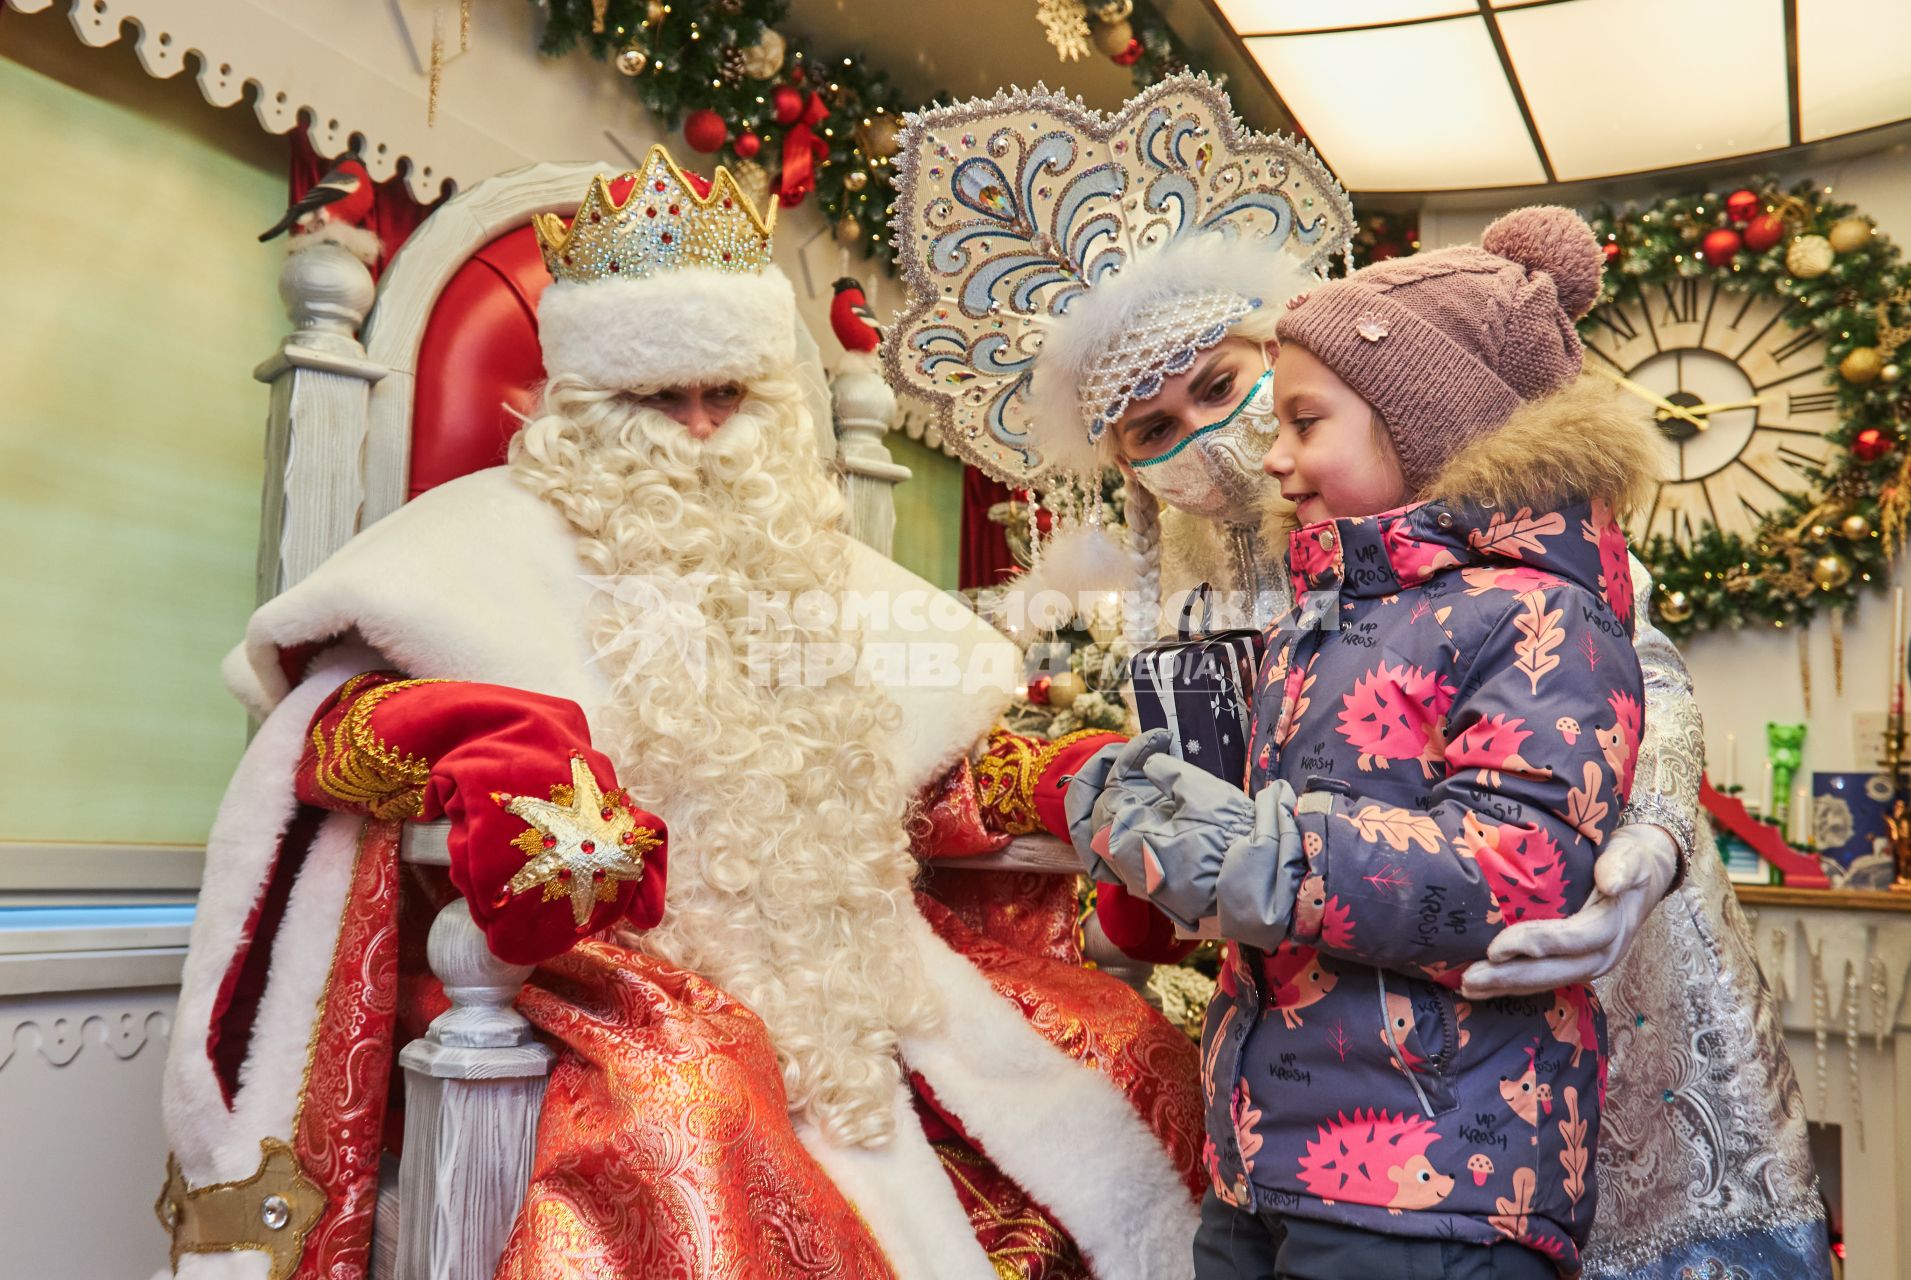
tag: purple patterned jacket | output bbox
[1203,496,1644,1273]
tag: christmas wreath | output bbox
[1583,180,1910,639]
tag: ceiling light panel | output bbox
[1497,0,1789,180]
[1215,1,1471,34]
[1798,0,1911,140]
[1244,18,1545,190]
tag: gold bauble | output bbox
[1680,222,1701,242]
[1840,346,1885,384]
[1884,363,1904,384]
[615,44,648,75]
[843,169,869,192]
[1657,589,1694,624]
[1091,16,1135,56]
[738,26,785,79]
[833,215,863,245]
[1828,217,1873,253]
[1809,522,1832,542]
[1786,234,1834,279]
[860,115,900,160]
[1812,553,1853,589]
[1047,670,1087,709]
[646,0,665,23]
[1841,512,1873,540]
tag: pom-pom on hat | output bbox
[1275,205,1604,492]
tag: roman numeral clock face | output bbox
[1584,278,1838,551]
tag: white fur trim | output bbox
[227,468,1016,798]
[795,1086,999,1280]
[1028,235,1317,477]
[902,918,1200,1280]
[537,266,798,391]
[164,645,382,1191]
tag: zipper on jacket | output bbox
[1377,969,1437,1120]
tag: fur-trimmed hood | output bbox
[1419,374,1666,518]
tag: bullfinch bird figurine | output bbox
[259,156,375,242]
[829,276,884,354]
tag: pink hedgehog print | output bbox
[1546,986,1599,1068]
[1448,714,1554,788]
[1582,502,1634,623]
[1293,873,1356,952]
[1337,661,1457,778]
[1291,528,1340,582]
[1457,812,1571,925]
[1597,691,1643,793]
[1499,1045,1541,1127]
[1384,521,1461,586]
[1380,991,1427,1075]
[1263,941,1341,1030]
[1297,1109,1457,1214]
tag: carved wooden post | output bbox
[253,241,389,600]
[396,822,554,1280]
[831,350,911,557]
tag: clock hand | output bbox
[1590,366,1708,430]
[1660,394,1777,418]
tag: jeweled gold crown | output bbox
[534,144,777,285]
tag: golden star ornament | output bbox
[493,754,658,928]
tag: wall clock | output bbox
[1582,277,1841,552]
[1574,181,1908,639]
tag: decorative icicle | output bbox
[1798,626,1812,717]
[1832,606,1846,695]
[1844,959,1864,1152]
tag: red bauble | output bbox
[1853,427,1894,462]
[1725,189,1760,224]
[1026,675,1052,706]
[1602,241,1623,265]
[1111,37,1143,65]
[683,109,728,154]
[771,83,804,126]
[1744,213,1786,253]
[734,130,761,159]
[1700,226,1742,266]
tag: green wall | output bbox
[0,53,283,843]
[887,433,964,590]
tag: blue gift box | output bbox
[1810,771,1898,889]
[1129,585,1264,787]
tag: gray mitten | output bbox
[1098,748,1257,932]
[1214,779,1308,949]
[1063,729,1172,882]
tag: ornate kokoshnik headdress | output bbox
[882,74,1356,488]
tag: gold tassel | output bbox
[591,0,608,33]
[428,11,444,126]
[1798,625,1812,717]
[459,0,471,52]
[1833,606,1846,696]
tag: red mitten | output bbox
[296,672,667,965]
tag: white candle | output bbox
[1793,786,1809,846]
[1725,731,1737,791]
[1761,758,1774,818]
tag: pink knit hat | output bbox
[1274,205,1604,491]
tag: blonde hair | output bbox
[509,374,939,1149]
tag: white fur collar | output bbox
[226,467,1016,798]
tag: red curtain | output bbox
[960,467,1021,590]
[290,133,440,278]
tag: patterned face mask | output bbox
[1128,363,1278,523]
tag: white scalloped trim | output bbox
[3,0,557,202]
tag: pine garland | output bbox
[530,0,1203,264]
[1583,180,1910,640]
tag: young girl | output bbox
[1069,206,1660,1277]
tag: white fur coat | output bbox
[166,468,1198,1280]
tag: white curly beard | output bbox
[508,373,939,1148]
